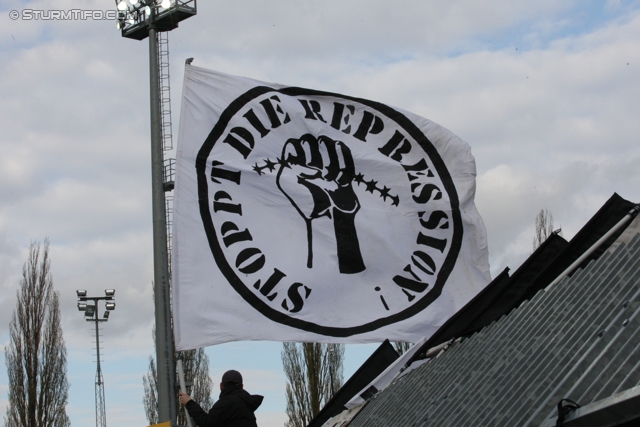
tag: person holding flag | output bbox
[179,370,263,427]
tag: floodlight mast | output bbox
[149,24,178,425]
[76,290,116,427]
[114,2,197,425]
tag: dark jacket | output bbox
[185,385,264,427]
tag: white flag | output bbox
[172,66,490,349]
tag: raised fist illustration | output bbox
[276,134,365,274]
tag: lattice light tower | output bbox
[77,290,117,427]
[113,1,197,425]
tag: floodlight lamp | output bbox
[130,0,139,4]
[76,290,87,297]
[117,1,127,11]
[144,6,151,17]
[77,302,87,311]
[103,311,110,319]
[106,302,116,311]
[161,0,171,9]
[85,305,96,317]
[116,20,125,30]
[105,289,115,296]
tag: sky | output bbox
[1,0,640,426]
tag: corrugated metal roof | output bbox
[347,233,640,427]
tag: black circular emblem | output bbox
[196,86,462,337]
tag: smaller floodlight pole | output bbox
[77,290,116,427]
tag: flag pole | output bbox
[177,358,195,427]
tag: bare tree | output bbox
[393,342,412,355]
[184,348,215,406]
[143,328,213,426]
[142,355,158,426]
[4,240,70,427]
[282,343,344,427]
[177,348,214,424]
[533,208,561,250]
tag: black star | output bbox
[277,157,291,169]
[252,163,263,175]
[390,195,400,207]
[365,179,378,193]
[354,173,365,184]
[379,186,390,201]
[264,158,277,172]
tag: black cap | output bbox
[221,370,243,385]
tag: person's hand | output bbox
[277,134,365,273]
[179,392,191,406]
